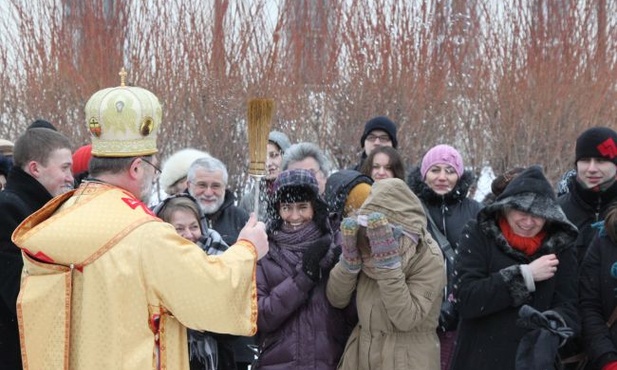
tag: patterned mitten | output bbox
[340,217,362,273]
[366,212,401,269]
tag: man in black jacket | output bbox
[0,127,73,370]
[558,126,617,369]
[558,126,617,265]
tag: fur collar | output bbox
[407,166,475,205]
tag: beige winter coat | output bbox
[326,178,445,370]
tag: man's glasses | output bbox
[365,134,391,143]
[141,157,161,176]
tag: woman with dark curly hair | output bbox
[254,169,356,369]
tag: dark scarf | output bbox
[570,178,617,220]
[270,221,326,273]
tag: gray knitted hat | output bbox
[268,131,291,152]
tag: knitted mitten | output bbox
[366,212,400,269]
[340,217,361,273]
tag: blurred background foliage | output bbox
[0,0,615,196]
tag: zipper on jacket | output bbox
[440,196,448,237]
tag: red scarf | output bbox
[498,217,546,256]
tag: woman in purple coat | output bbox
[254,169,356,370]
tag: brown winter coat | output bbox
[326,178,445,370]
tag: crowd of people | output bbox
[0,78,616,370]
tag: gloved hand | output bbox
[366,212,400,269]
[340,217,361,273]
[302,236,331,281]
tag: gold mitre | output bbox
[85,68,162,157]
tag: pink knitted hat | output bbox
[420,144,464,179]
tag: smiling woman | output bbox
[254,169,355,370]
[451,165,579,370]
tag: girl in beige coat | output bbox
[326,178,445,369]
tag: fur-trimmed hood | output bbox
[407,165,476,205]
[478,166,578,259]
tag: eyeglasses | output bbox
[141,157,161,177]
[365,134,391,143]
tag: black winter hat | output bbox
[575,126,617,165]
[360,116,398,149]
[497,165,556,203]
[273,169,320,203]
[27,119,57,131]
[482,165,578,242]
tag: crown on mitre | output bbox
[85,68,162,157]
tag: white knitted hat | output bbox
[159,148,211,193]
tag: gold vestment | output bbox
[12,182,258,370]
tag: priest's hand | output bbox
[238,213,269,259]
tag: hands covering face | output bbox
[340,212,401,273]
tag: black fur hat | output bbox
[268,169,329,233]
[488,166,573,227]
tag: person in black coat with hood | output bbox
[451,165,579,370]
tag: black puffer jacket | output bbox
[0,167,54,370]
[407,166,482,249]
[558,178,617,265]
[407,166,482,331]
[201,189,250,246]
